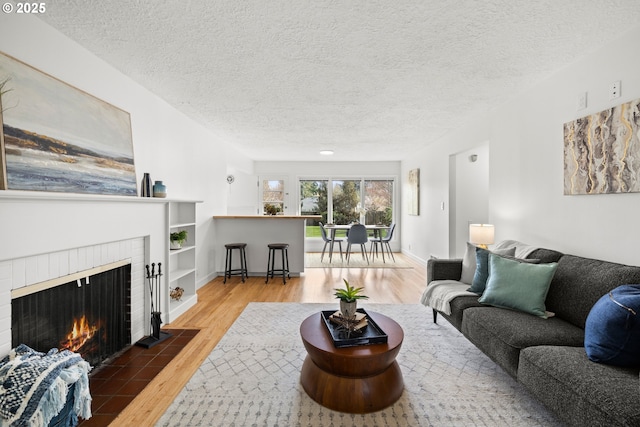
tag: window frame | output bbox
[297,175,396,236]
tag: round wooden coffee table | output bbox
[299,311,404,413]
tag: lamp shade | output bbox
[469,224,495,246]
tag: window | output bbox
[364,180,393,225]
[299,177,394,237]
[300,180,327,237]
[332,180,361,225]
[262,179,284,215]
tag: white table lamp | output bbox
[469,224,495,249]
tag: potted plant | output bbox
[333,279,368,319]
[264,203,280,215]
[170,230,188,250]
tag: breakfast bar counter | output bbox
[213,215,320,277]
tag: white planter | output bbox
[170,240,183,250]
[340,300,357,319]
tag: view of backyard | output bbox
[300,179,394,237]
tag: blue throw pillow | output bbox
[478,253,558,318]
[585,284,640,367]
[468,246,516,294]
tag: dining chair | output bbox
[346,223,369,264]
[319,222,343,262]
[370,223,396,262]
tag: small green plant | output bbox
[264,203,280,215]
[333,279,369,303]
[170,230,188,244]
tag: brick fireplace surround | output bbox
[0,191,173,358]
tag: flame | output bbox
[60,315,100,352]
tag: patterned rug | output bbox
[156,303,562,427]
[305,252,413,268]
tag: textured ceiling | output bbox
[38,1,640,161]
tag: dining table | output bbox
[323,223,391,263]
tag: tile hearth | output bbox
[78,329,199,426]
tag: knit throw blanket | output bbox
[0,344,92,427]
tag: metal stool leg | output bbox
[224,247,230,283]
[240,247,247,282]
[265,248,272,283]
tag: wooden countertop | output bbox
[213,215,321,219]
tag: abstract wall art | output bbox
[564,98,640,195]
[408,168,420,215]
[0,52,137,195]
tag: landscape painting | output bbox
[0,52,137,195]
[564,98,640,195]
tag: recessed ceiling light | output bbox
[320,150,334,155]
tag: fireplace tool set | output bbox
[136,262,172,348]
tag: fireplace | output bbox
[11,262,132,367]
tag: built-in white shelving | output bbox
[166,201,198,323]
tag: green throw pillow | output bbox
[478,253,558,318]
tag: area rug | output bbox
[156,303,561,427]
[305,252,413,268]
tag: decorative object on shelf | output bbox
[469,223,495,249]
[141,172,152,197]
[170,230,188,250]
[136,263,172,348]
[226,174,235,184]
[333,279,369,320]
[153,180,167,198]
[169,286,184,301]
[0,52,137,195]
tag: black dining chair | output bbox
[346,224,369,264]
[370,223,396,262]
[319,222,343,262]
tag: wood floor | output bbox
[112,253,427,426]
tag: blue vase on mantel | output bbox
[153,180,167,198]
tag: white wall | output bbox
[0,15,251,287]
[450,144,490,258]
[402,25,640,266]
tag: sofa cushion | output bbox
[461,306,584,378]
[460,243,516,285]
[525,248,563,264]
[546,255,640,329]
[469,248,540,295]
[585,284,640,367]
[460,242,477,284]
[439,295,484,331]
[478,254,558,318]
[519,345,640,427]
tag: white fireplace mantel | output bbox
[0,190,200,357]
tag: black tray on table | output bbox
[320,308,388,348]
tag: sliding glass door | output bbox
[299,177,394,238]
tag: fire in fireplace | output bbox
[11,263,132,367]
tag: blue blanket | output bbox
[0,344,91,426]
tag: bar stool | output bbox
[224,243,248,283]
[265,243,290,284]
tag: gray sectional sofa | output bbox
[425,246,640,427]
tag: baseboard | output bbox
[400,249,427,265]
